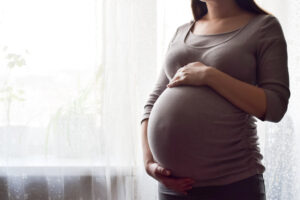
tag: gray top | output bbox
[141,14,290,189]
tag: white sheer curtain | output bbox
[0,0,299,199]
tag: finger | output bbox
[180,177,195,182]
[177,181,195,190]
[161,176,195,189]
[178,177,195,181]
[184,185,194,191]
[173,68,185,79]
[175,179,194,185]
[161,168,171,176]
[163,179,193,190]
[171,177,194,183]
[169,74,180,84]
[178,66,185,72]
[179,183,194,191]
[177,185,192,194]
[167,78,177,87]
[179,179,195,186]
[175,177,195,181]
[168,80,182,87]
[180,182,195,189]
[184,179,196,184]
[156,165,171,176]
[177,179,196,188]
[161,177,182,189]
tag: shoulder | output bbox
[175,19,194,33]
[179,19,194,28]
[258,14,284,35]
[256,14,287,55]
[169,20,194,43]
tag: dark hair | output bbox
[191,0,270,20]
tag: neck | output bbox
[204,0,244,20]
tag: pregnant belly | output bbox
[147,85,252,180]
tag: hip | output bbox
[158,173,266,200]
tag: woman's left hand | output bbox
[167,61,212,88]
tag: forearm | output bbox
[205,67,267,119]
[141,119,155,168]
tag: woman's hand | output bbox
[167,61,211,88]
[145,161,196,195]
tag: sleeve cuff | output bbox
[140,106,152,124]
[258,88,288,123]
[140,116,149,125]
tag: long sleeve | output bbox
[256,15,291,123]
[140,66,169,124]
[140,27,180,124]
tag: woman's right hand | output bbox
[145,161,195,195]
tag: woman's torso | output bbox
[147,14,269,187]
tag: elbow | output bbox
[272,101,289,123]
[266,105,288,123]
[259,88,290,123]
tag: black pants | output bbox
[158,174,266,200]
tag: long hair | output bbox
[191,0,270,21]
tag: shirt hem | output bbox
[192,166,265,187]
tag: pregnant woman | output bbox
[140,0,290,199]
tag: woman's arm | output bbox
[141,66,169,124]
[168,15,290,123]
[140,26,181,125]
[141,119,155,167]
[140,25,196,194]
[205,67,267,119]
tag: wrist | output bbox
[145,160,155,175]
[144,157,154,167]
[204,66,217,86]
